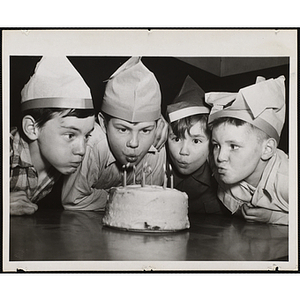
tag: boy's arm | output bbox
[61,146,108,211]
[10,130,38,215]
[10,191,38,215]
[241,204,288,225]
[62,177,108,211]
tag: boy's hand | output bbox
[241,204,272,223]
[153,115,168,151]
[10,191,38,215]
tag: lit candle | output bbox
[169,164,173,189]
[163,164,167,189]
[142,162,147,187]
[122,165,127,187]
[148,166,153,186]
[133,165,136,185]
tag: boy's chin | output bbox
[218,174,239,185]
[59,167,79,175]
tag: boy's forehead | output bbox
[212,122,254,139]
[189,121,208,136]
[169,120,208,139]
[111,118,156,128]
[49,114,94,129]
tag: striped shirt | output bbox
[10,127,61,203]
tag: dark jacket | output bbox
[172,160,224,214]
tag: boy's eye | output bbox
[141,129,151,134]
[212,143,220,149]
[171,136,180,142]
[117,127,128,133]
[230,144,240,150]
[65,133,75,140]
[141,127,154,134]
[193,139,202,144]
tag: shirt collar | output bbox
[105,150,117,168]
[258,150,280,193]
[174,160,212,186]
[239,151,279,198]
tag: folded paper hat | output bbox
[21,56,93,111]
[205,76,286,143]
[167,76,210,122]
[101,57,161,122]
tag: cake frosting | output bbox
[102,185,190,231]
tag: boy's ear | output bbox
[261,138,277,160]
[22,115,39,141]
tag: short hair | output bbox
[22,107,95,127]
[209,117,270,143]
[100,112,112,127]
[20,108,95,139]
[169,114,210,140]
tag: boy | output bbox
[206,75,288,225]
[166,76,224,214]
[10,56,95,215]
[62,57,166,211]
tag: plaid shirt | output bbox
[10,128,61,203]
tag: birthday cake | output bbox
[102,185,190,231]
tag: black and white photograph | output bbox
[2,29,298,273]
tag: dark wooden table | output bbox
[9,208,288,263]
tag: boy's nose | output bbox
[74,138,86,156]
[216,147,228,162]
[127,133,139,148]
[179,141,189,156]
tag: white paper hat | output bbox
[21,56,94,111]
[167,76,210,122]
[101,57,161,122]
[205,76,286,143]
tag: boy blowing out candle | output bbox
[206,76,288,225]
[62,57,166,211]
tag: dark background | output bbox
[9,56,290,208]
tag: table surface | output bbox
[10,208,288,262]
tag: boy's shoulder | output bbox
[10,127,19,138]
[87,122,108,146]
[10,127,24,151]
[260,148,288,192]
[85,122,113,163]
[10,127,32,167]
[274,148,289,174]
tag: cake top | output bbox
[113,184,186,194]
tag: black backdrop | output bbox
[9,56,289,208]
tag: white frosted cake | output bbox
[102,185,190,231]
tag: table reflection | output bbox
[9,209,288,261]
[102,227,189,260]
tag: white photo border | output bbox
[2,29,298,272]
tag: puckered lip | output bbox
[125,155,139,163]
[70,161,82,168]
[175,160,189,167]
[217,167,227,174]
